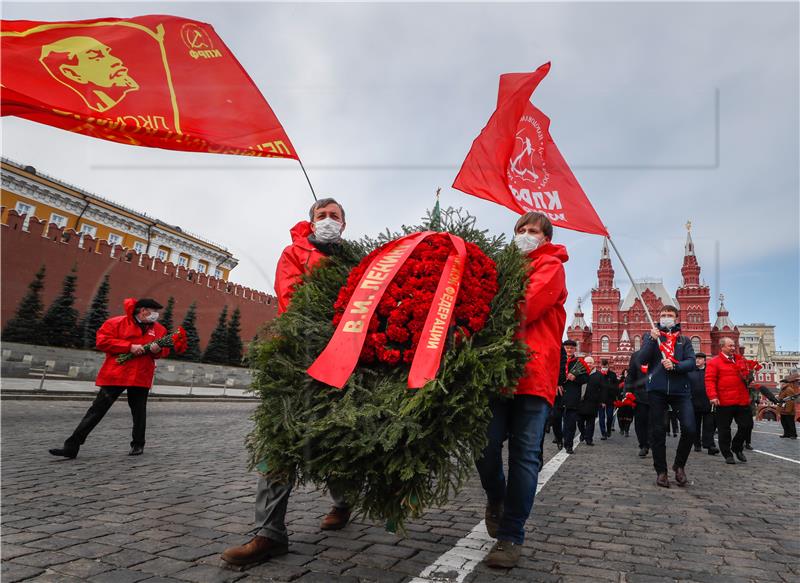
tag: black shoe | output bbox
[673,433,678,437]
[734,451,747,463]
[552,438,559,444]
[724,456,736,465]
[49,447,78,459]
[565,447,574,454]
[600,436,607,441]
[555,440,563,450]
[707,447,720,455]
[693,445,701,452]
[638,447,649,458]
[744,443,753,451]
[585,442,594,446]
[129,445,144,456]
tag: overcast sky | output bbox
[2,1,798,349]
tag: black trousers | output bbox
[648,392,695,474]
[693,410,717,448]
[666,410,680,435]
[715,405,753,457]
[65,386,149,449]
[780,415,797,437]
[551,407,563,443]
[634,402,650,449]
[577,412,596,444]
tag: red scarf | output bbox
[658,331,680,364]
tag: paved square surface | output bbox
[2,400,798,582]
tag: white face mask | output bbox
[514,233,543,254]
[313,217,343,242]
[659,317,675,329]
[144,312,159,323]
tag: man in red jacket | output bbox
[706,337,752,464]
[49,298,168,458]
[222,198,350,568]
[476,211,568,569]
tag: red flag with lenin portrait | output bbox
[1,15,297,159]
[453,62,607,236]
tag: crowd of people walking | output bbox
[547,310,799,488]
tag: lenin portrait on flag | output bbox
[40,36,140,113]
[2,20,180,133]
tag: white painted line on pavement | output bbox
[752,450,800,464]
[408,443,579,583]
[751,430,786,435]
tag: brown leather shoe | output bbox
[485,540,521,568]
[673,466,688,487]
[320,507,351,531]
[221,536,288,566]
[656,473,670,488]
[484,501,503,538]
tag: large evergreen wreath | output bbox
[246,209,530,530]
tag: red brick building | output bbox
[567,228,743,370]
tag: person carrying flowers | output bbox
[222,198,353,567]
[476,211,569,568]
[48,297,175,458]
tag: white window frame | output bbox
[601,336,610,352]
[197,262,207,274]
[157,248,168,261]
[213,268,223,279]
[15,201,35,229]
[107,232,123,247]
[49,212,67,228]
[79,223,97,237]
[133,241,146,254]
[178,255,189,268]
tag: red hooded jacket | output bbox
[515,242,569,404]
[274,221,327,314]
[705,353,750,406]
[94,298,169,389]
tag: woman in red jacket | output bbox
[49,298,168,458]
[476,211,568,569]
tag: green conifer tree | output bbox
[160,296,175,332]
[202,305,229,364]
[41,265,80,347]
[226,307,244,366]
[175,302,201,361]
[80,274,111,348]
[2,265,46,344]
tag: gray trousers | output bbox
[253,475,349,544]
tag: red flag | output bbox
[1,16,298,159]
[453,63,607,236]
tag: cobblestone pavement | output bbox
[2,400,798,583]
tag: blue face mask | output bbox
[659,317,675,329]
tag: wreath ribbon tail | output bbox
[407,234,467,389]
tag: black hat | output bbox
[695,352,707,359]
[563,339,577,347]
[134,298,163,311]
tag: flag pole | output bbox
[606,235,657,331]
[298,160,317,201]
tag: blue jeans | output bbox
[648,392,696,474]
[598,405,614,436]
[476,395,550,545]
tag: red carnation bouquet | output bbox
[116,327,188,364]
[332,233,498,367]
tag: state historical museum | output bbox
[567,227,740,369]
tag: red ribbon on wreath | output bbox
[307,231,468,389]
